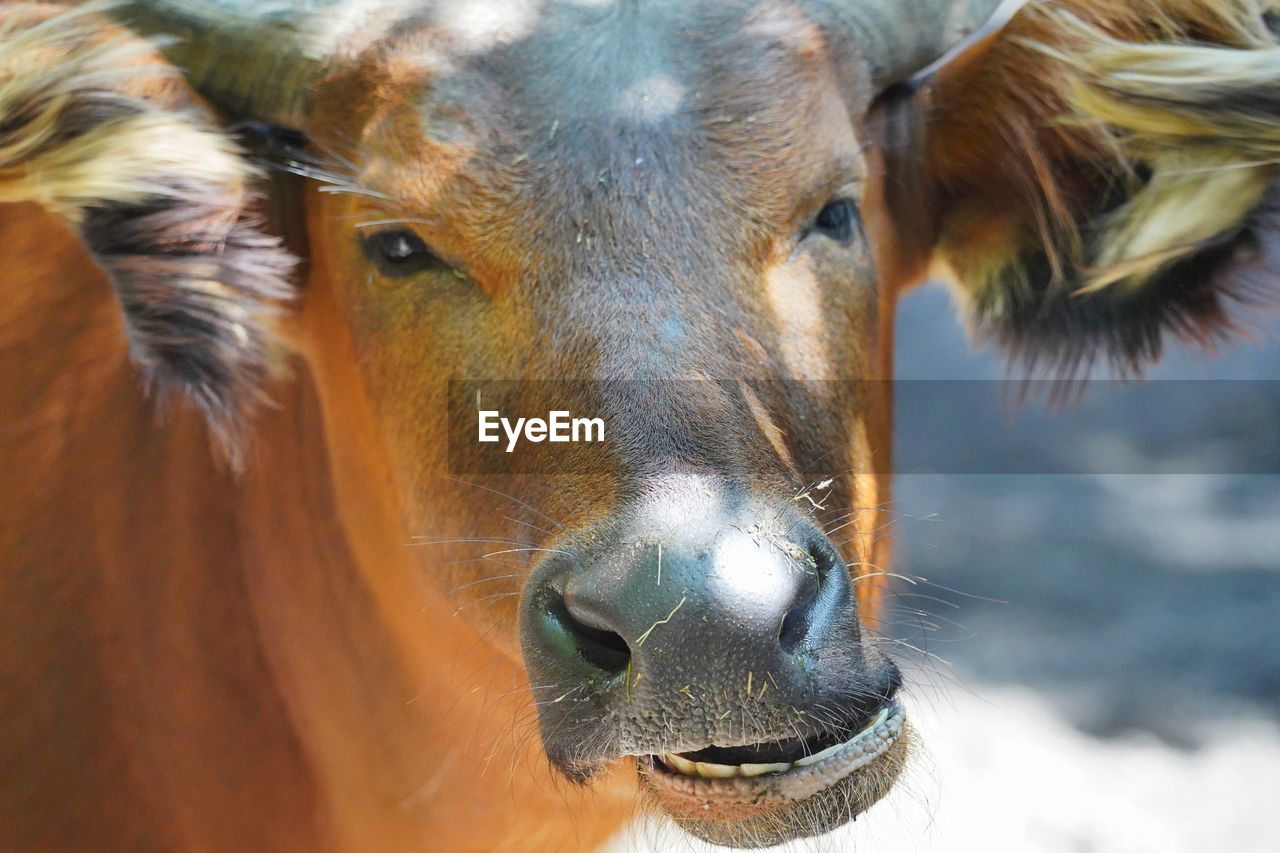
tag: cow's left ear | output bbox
[0,4,297,465]
[876,0,1280,374]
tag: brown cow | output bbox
[1,0,1276,849]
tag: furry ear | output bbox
[0,3,297,464]
[881,0,1280,375]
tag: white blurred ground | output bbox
[608,683,1280,853]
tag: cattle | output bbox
[1,0,1276,849]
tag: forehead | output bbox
[361,0,863,200]
[462,1,831,115]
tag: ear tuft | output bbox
[970,185,1280,376]
[81,183,297,462]
[0,3,298,466]
[924,0,1280,376]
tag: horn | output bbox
[111,1,343,126]
[827,0,1029,89]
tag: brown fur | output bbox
[0,6,634,850]
[4,1,1276,850]
[0,197,636,850]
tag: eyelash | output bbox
[360,229,452,277]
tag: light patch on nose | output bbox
[765,258,835,380]
[615,74,686,123]
[438,0,544,52]
[707,533,795,617]
[631,472,726,547]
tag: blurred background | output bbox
[616,283,1280,852]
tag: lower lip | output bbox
[641,698,906,807]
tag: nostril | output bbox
[779,540,836,655]
[549,597,631,675]
[779,604,810,654]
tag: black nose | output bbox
[522,500,864,735]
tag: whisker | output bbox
[451,591,522,617]
[440,556,526,569]
[447,573,524,595]
[504,515,557,537]
[480,547,566,559]
[316,183,401,200]
[352,216,434,229]
[444,476,567,531]
[410,536,548,548]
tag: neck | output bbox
[0,203,634,851]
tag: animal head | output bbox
[24,0,1278,845]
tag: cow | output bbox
[1,0,1276,849]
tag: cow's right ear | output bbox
[877,0,1280,375]
[0,4,297,466]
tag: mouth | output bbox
[637,698,908,847]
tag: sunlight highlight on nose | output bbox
[707,533,794,613]
[632,472,726,547]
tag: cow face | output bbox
[294,4,905,844]
[100,0,1280,847]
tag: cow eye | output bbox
[811,198,860,244]
[360,229,449,277]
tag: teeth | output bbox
[694,761,740,779]
[739,762,791,777]
[794,708,888,767]
[793,742,841,767]
[664,753,697,775]
[658,703,900,779]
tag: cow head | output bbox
[75,0,1278,846]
